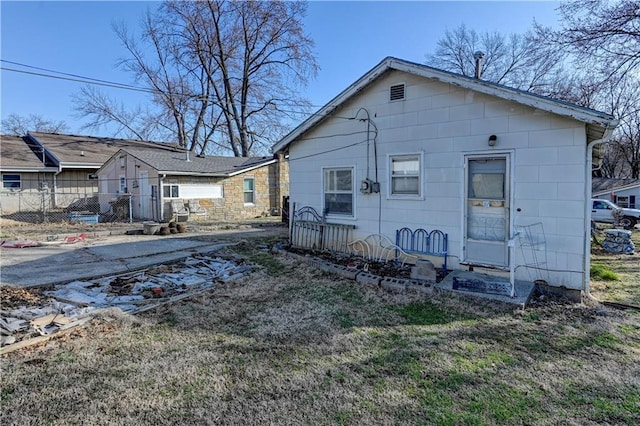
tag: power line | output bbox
[1,59,381,157]
[0,66,156,94]
[1,60,142,90]
[0,59,330,110]
[288,138,369,162]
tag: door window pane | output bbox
[470,173,504,199]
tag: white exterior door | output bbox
[464,155,510,267]
[139,171,151,219]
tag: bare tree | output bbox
[72,86,161,141]
[535,0,640,82]
[1,113,68,136]
[533,0,640,178]
[73,0,317,156]
[428,17,640,179]
[425,24,564,94]
[605,76,640,178]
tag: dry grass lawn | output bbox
[590,227,640,306]
[2,243,639,425]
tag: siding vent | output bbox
[390,83,405,101]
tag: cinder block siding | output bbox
[288,69,590,289]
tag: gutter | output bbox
[584,126,616,299]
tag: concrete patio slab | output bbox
[0,227,287,288]
[437,270,536,307]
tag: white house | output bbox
[272,57,618,295]
[592,177,639,209]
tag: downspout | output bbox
[584,126,615,299]
[53,166,62,208]
[159,174,165,221]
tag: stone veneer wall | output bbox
[163,158,289,222]
[205,159,288,221]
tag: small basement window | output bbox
[390,83,405,101]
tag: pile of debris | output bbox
[1,253,253,351]
[601,229,635,254]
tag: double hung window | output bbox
[390,154,421,197]
[324,167,353,216]
[243,178,255,204]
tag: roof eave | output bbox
[59,162,103,169]
[0,167,59,173]
[157,171,230,177]
[272,57,619,153]
[593,181,640,196]
[155,159,276,177]
[228,159,277,176]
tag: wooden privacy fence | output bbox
[289,204,355,253]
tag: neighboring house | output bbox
[24,132,179,210]
[0,135,58,213]
[592,177,640,208]
[96,148,288,222]
[272,57,618,294]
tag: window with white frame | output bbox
[2,174,21,189]
[615,196,629,208]
[243,178,255,204]
[119,176,127,193]
[390,154,421,197]
[163,184,179,198]
[324,167,353,216]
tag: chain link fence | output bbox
[1,177,152,225]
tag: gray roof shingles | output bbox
[0,135,52,170]
[124,148,274,175]
[592,177,640,193]
[28,132,180,165]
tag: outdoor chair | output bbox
[188,199,208,220]
[348,233,416,266]
[170,200,190,223]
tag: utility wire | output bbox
[0,62,366,125]
[0,66,157,94]
[0,59,329,110]
[1,60,142,89]
[2,59,381,163]
[287,138,369,162]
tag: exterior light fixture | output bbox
[488,134,497,147]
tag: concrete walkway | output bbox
[1,226,287,288]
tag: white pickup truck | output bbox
[591,199,640,229]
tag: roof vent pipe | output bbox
[473,51,485,79]
[186,150,190,162]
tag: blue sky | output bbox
[1,1,561,137]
